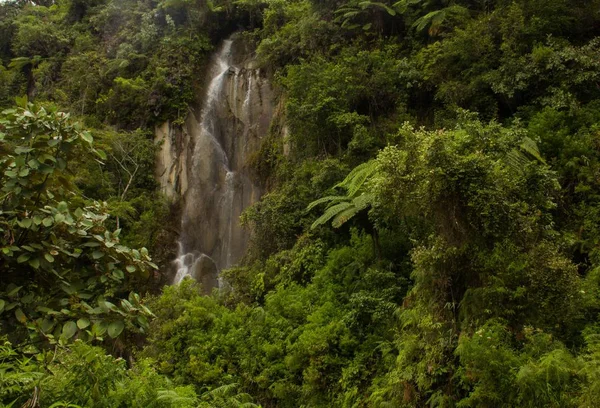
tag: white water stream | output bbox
[172,37,268,288]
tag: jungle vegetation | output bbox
[2,0,600,407]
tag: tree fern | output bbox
[336,159,378,197]
[198,383,259,408]
[352,192,374,211]
[412,5,469,35]
[335,1,397,31]
[306,195,348,211]
[311,202,354,229]
[308,160,377,229]
[392,0,423,14]
[504,136,546,174]
[520,136,546,164]
[156,389,196,405]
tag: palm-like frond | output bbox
[392,0,422,13]
[352,192,374,211]
[332,206,361,228]
[520,136,546,164]
[196,383,260,408]
[311,202,353,229]
[504,136,546,173]
[335,159,377,197]
[306,195,348,211]
[360,1,397,15]
[308,160,378,230]
[202,383,240,399]
[412,5,469,35]
[156,389,196,404]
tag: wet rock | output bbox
[157,34,274,289]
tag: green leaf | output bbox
[41,318,55,332]
[42,217,54,227]
[29,258,40,269]
[95,149,107,160]
[92,321,108,336]
[126,265,136,273]
[44,253,55,263]
[15,95,28,108]
[81,131,93,144]
[92,250,105,259]
[15,146,33,154]
[77,318,90,329]
[28,158,40,169]
[19,218,32,228]
[108,320,125,338]
[137,315,149,328]
[0,299,5,313]
[81,219,93,228]
[60,283,75,295]
[62,321,77,339]
[15,308,27,323]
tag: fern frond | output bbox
[520,136,546,164]
[505,149,529,172]
[504,137,546,173]
[156,390,196,404]
[393,0,422,13]
[336,160,373,188]
[412,5,469,34]
[352,192,374,211]
[311,202,353,229]
[202,383,239,399]
[332,206,360,228]
[306,195,348,211]
[336,159,378,197]
[361,1,397,15]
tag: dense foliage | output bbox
[3,0,600,407]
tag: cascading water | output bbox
[169,35,273,290]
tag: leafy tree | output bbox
[0,101,156,345]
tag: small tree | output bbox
[0,99,155,346]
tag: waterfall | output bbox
[169,35,273,290]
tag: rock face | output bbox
[155,121,190,201]
[154,34,274,290]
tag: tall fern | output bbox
[504,136,546,174]
[335,1,397,31]
[412,5,469,36]
[308,160,377,229]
